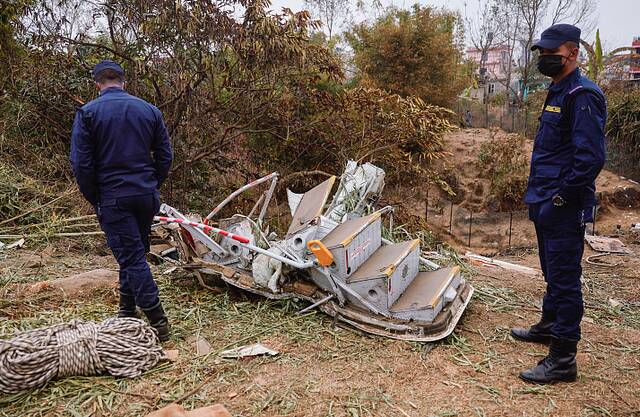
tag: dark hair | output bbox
[94,68,124,84]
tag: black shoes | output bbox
[142,301,171,342]
[510,310,554,345]
[118,292,140,318]
[519,338,578,384]
[118,294,171,342]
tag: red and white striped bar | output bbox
[153,214,314,269]
[205,172,278,222]
[153,216,250,243]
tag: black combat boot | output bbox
[118,292,140,318]
[142,301,171,342]
[519,338,578,384]
[510,309,554,344]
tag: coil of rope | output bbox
[0,317,165,394]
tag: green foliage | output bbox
[0,161,86,227]
[477,130,528,210]
[586,29,603,80]
[594,29,603,74]
[0,1,31,83]
[607,90,640,144]
[345,4,471,107]
[525,89,547,113]
[581,31,640,84]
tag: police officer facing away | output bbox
[70,61,174,341]
[511,25,606,384]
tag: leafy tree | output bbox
[477,130,528,210]
[605,89,640,181]
[0,1,31,88]
[2,0,457,208]
[3,0,342,201]
[304,0,350,41]
[345,5,471,107]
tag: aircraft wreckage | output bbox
[152,161,473,341]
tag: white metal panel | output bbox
[387,246,420,307]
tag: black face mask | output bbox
[537,54,568,77]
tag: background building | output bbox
[629,36,640,84]
[466,45,518,102]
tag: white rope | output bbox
[0,318,164,394]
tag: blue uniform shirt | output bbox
[70,87,173,206]
[524,68,607,208]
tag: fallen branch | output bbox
[172,369,219,405]
[0,231,103,239]
[0,190,78,228]
[0,215,97,233]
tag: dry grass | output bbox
[1,235,639,417]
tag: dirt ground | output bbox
[1,128,640,417]
[440,128,638,212]
[1,234,639,417]
[391,128,640,252]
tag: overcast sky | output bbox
[269,0,639,50]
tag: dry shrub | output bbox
[346,4,471,108]
[605,88,640,181]
[477,130,528,211]
[249,86,456,190]
[0,162,88,228]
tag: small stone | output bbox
[608,298,623,308]
[163,349,180,361]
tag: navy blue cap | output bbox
[92,60,125,79]
[531,24,581,51]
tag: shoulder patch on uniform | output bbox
[544,105,562,113]
[568,85,583,95]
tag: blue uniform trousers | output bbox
[529,200,588,341]
[97,193,160,309]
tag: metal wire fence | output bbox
[423,196,601,250]
[457,101,539,139]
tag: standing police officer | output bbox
[70,60,174,341]
[510,24,606,384]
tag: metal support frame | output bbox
[205,172,278,222]
[317,268,346,306]
[508,211,513,247]
[258,175,278,225]
[449,201,453,234]
[247,193,266,219]
[157,206,314,269]
[297,294,335,315]
[160,204,227,258]
[468,211,473,247]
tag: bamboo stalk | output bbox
[0,231,103,239]
[0,214,97,232]
[0,190,77,227]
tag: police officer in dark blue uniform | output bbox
[70,61,174,341]
[510,25,606,384]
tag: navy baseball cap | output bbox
[92,60,125,79]
[531,24,581,51]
